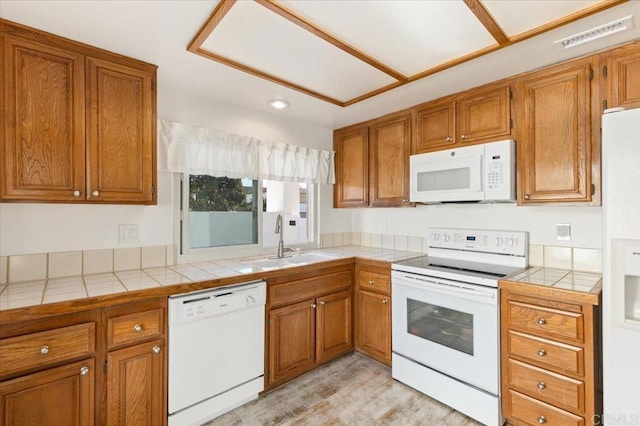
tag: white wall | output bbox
[350,203,603,249]
[0,86,344,256]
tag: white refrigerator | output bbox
[602,107,640,421]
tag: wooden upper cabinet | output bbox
[87,58,155,203]
[369,113,411,207]
[414,83,512,154]
[414,101,455,152]
[457,84,511,144]
[1,35,86,201]
[601,41,640,110]
[0,19,157,204]
[515,57,596,204]
[333,125,369,207]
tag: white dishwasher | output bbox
[168,280,266,426]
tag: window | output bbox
[180,175,314,255]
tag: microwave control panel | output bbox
[484,140,515,201]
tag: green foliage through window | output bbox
[189,176,255,212]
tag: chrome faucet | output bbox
[275,214,294,258]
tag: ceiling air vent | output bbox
[554,15,634,49]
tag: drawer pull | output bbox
[152,345,161,354]
[40,345,50,355]
[133,324,143,333]
[80,366,89,376]
[382,299,389,304]
[369,280,375,285]
[537,381,547,390]
[536,318,547,325]
[537,415,547,424]
[537,349,547,357]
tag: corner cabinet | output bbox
[414,82,512,153]
[514,56,599,205]
[333,112,412,208]
[355,259,391,365]
[267,264,353,388]
[0,19,157,204]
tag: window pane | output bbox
[262,180,309,247]
[188,176,258,248]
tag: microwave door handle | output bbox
[398,274,496,301]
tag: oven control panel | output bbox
[428,227,528,256]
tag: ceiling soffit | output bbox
[188,0,627,107]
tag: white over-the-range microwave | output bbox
[410,139,515,203]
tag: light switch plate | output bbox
[556,224,571,241]
[119,224,141,243]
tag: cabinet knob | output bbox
[537,416,547,424]
[319,301,326,305]
[524,194,531,200]
[369,280,375,285]
[152,345,161,354]
[80,366,89,376]
[537,349,547,357]
[311,303,317,309]
[382,299,389,304]
[537,381,546,390]
[133,324,143,333]
[401,199,408,204]
[73,190,81,197]
[91,190,99,197]
[536,318,547,326]
[40,345,50,355]
[461,134,467,139]
[446,136,452,142]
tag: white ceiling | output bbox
[1,1,639,130]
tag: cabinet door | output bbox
[515,57,594,204]
[603,43,640,110]
[0,359,94,426]
[86,57,156,204]
[414,101,455,153]
[369,113,411,207]
[457,85,511,144]
[316,290,353,364]
[269,300,316,385]
[356,290,391,365]
[106,339,164,426]
[1,35,85,201]
[333,126,369,207]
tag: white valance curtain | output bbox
[158,119,335,184]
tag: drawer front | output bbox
[269,271,352,308]
[508,301,584,342]
[508,331,584,375]
[108,309,163,349]
[507,358,585,412]
[0,323,95,377]
[359,271,390,295]
[507,390,584,426]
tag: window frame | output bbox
[175,174,318,263]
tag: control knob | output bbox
[495,237,504,246]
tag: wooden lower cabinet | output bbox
[267,264,353,388]
[106,339,164,426]
[500,280,601,426]
[0,358,95,426]
[355,260,392,365]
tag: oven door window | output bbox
[407,298,473,355]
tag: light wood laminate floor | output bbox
[203,352,482,425]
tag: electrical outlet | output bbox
[381,218,388,232]
[119,224,141,243]
[556,224,571,241]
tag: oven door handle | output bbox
[394,274,497,304]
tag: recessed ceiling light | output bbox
[554,15,634,49]
[269,99,289,109]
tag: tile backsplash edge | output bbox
[320,232,603,274]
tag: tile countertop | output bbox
[0,246,420,312]
[503,266,602,299]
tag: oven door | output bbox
[392,271,499,394]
